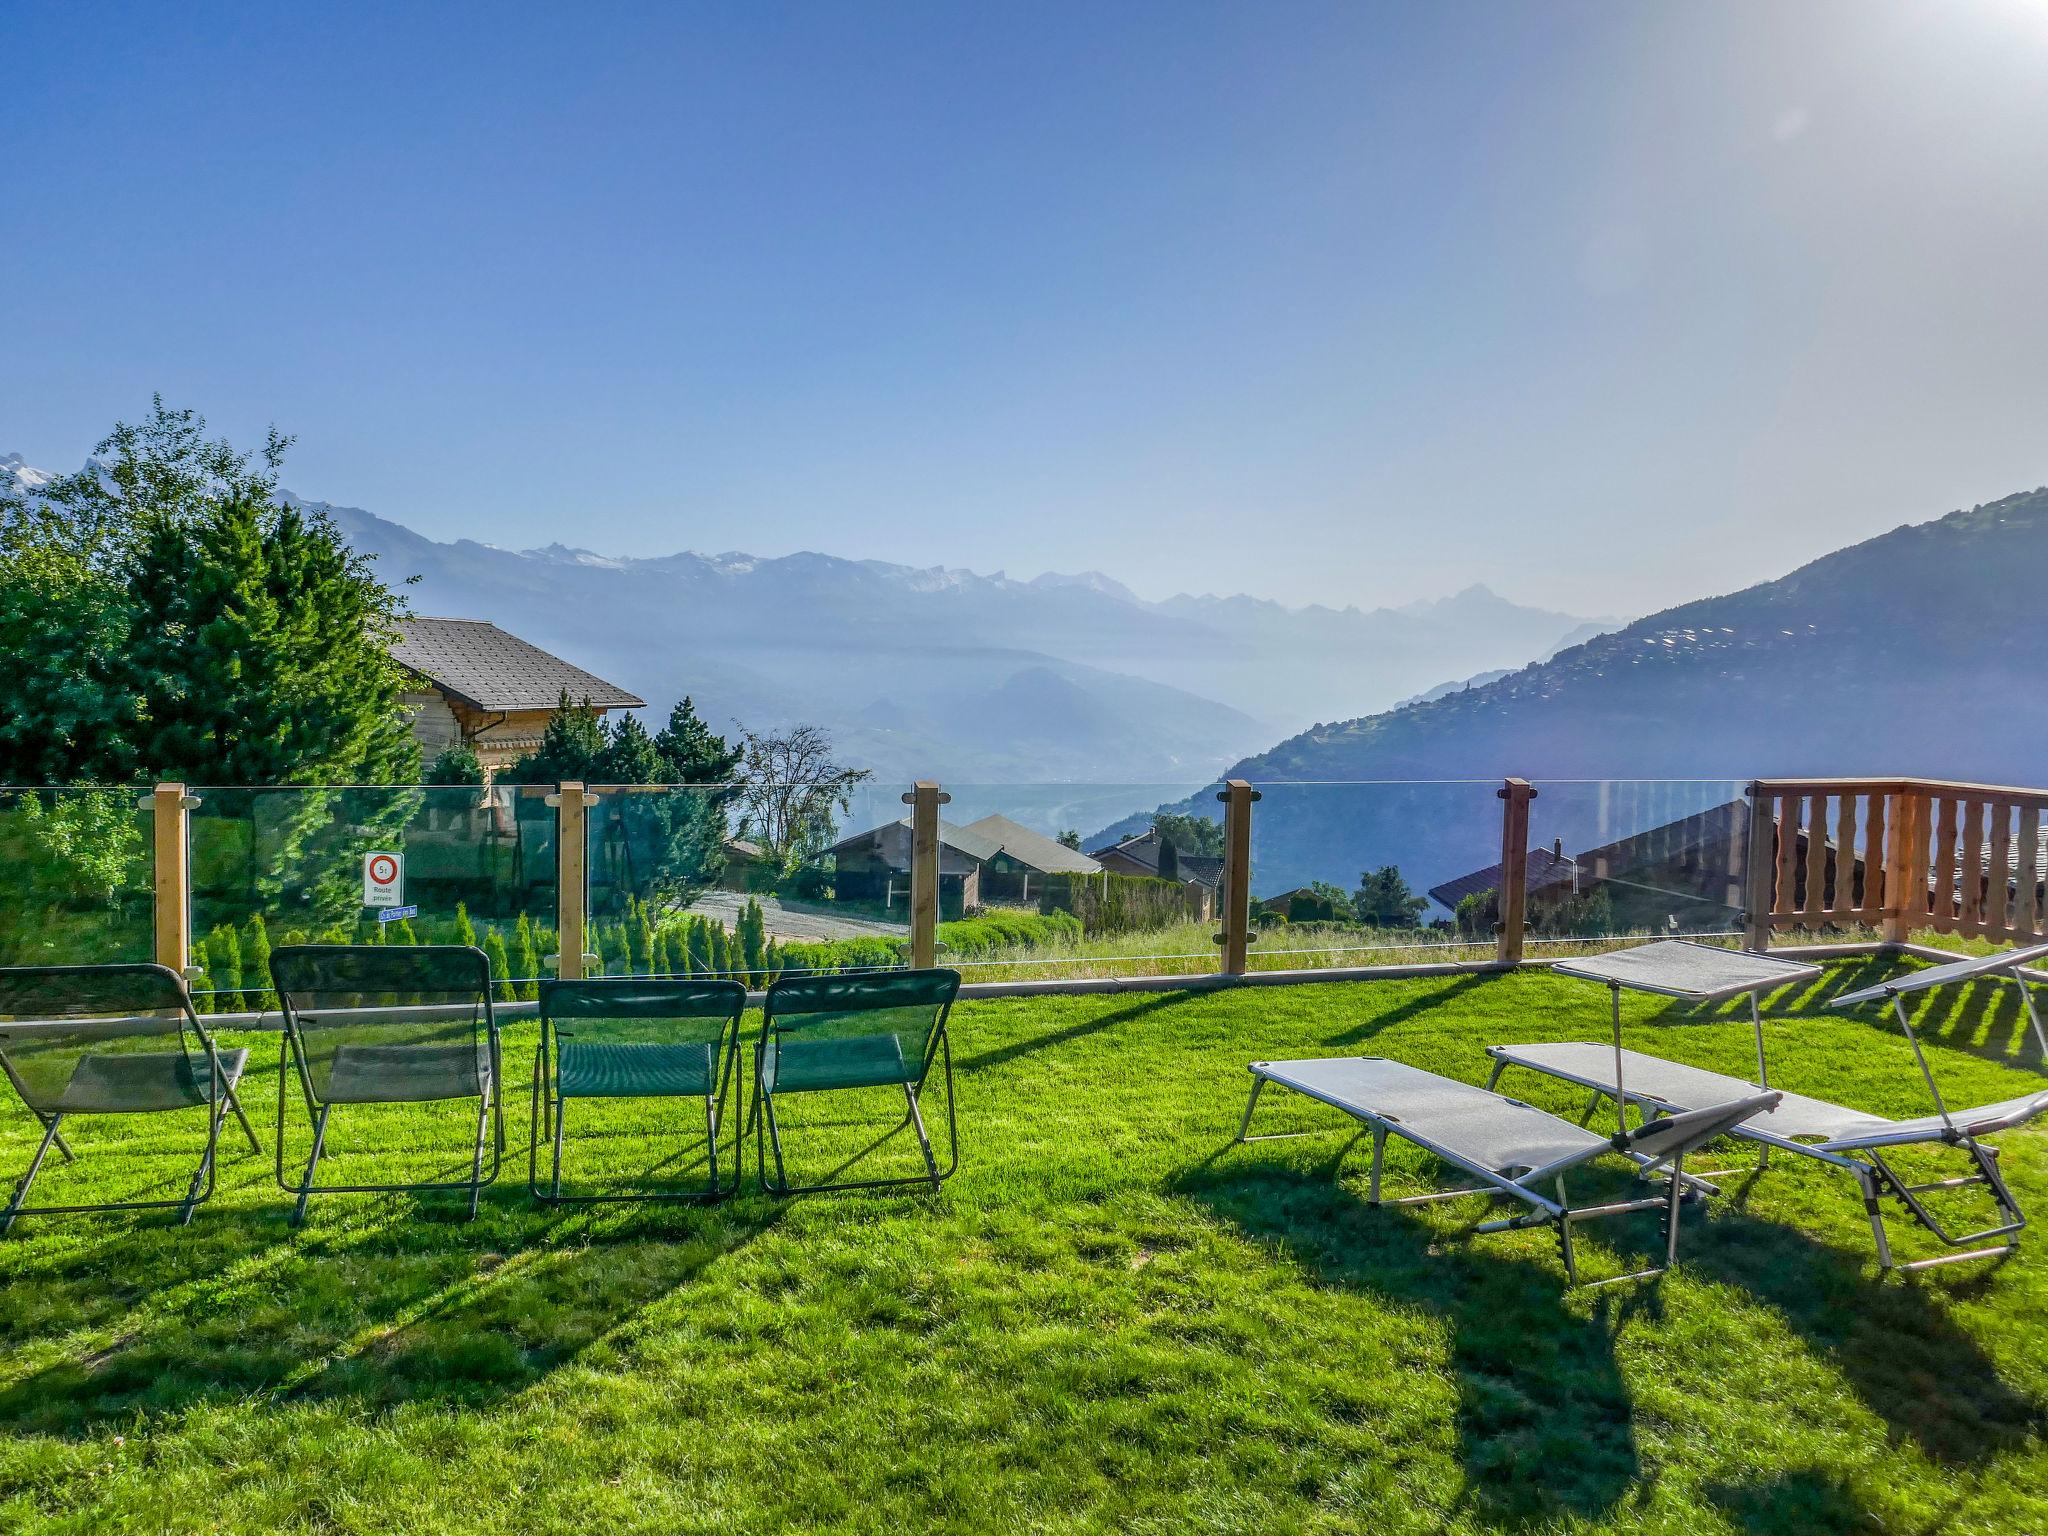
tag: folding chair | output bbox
[1488,943,2048,1271]
[530,976,747,1203]
[750,968,961,1195]
[1234,1055,1780,1286]
[0,964,261,1233]
[269,944,503,1224]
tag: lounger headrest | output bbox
[1618,1091,1783,1160]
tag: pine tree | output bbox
[453,901,478,949]
[514,912,541,1000]
[632,900,655,973]
[587,921,605,977]
[498,693,607,783]
[738,898,768,987]
[650,926,672,977]
[597,712,663,785]
[243,913,273,1014]
[207,923,245,1012]
[483,930,516,1003]
[426,746,484,785]
[394,917,419,947]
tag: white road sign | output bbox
[363,850,404,907]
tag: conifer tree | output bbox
[483,930,516,1002]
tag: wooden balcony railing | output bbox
[1747,778,2048,948]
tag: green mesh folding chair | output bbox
[749,968,962,1195]
[269,944,502,1224]
[530,976,748,1203]
[0,964,261,1234]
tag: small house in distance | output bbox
[829,813,1104,916]
[391,617,645,773]
[1092,828,1222,921]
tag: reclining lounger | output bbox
[1487,943,2048,1271]
[1234,1056,1779,1286]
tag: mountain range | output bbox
[1133,486,2048,900]
[3,453,1605,788]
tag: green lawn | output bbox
[1,956,2044,1534]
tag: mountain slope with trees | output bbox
[1154,486,2048,898]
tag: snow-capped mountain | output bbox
[5,452,1611,784]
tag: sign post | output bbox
[363,850,405,909]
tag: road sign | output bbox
[377,905,418,924]
[363,850,404,907]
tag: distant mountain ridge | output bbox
[1141,486,2048,896]
[3,451,1608,791]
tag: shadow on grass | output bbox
[1173,1155,1646,1527]
[952,993,1189,1075]
[1178,1122,2044,1524]
[1684,1201,2045,1467]
[1324,972,1493,1046]
[1701,1469,1882,1535]
[0,1168,784,1436]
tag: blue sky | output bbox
[5,1,2047,614]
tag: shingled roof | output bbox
[391,618,644,712]
[960,814,1105,875]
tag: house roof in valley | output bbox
[391,618,644,713]
[1426,846,1579,912]
[1098,829,1165,873]
[830,818,1007,866]
[960,814,1104,875]
[1095,829,1223,888]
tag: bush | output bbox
[939,909,1082,958]
[1037,872,1191,936]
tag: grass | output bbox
[0,955,2044,1533]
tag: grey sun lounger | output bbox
[1488,942,2048,1271]
[1233,1056,1780,1286]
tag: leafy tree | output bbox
[426,746,484,785]
[1151,812,1224,858]
[1454,887,1497,938]
[1057,829,1082,851]
[1353,865,1427,928]
[735,724,871,875]
[1284,881,1356,924]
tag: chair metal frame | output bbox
[0,963,262,1234]
[528,976,748,1204]
[748,968,961,1196]
[270,945,503,1225]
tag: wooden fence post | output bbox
[1743,781,1776,951]
[150,782,196,976]
[1216,779,1258,975]
[1495,778,1536,965]
[904,781,948,969]
[550,781,597,979]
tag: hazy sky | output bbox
[6,1,2047,615]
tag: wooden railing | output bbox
[1747,778,2048,948]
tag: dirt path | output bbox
[683,890,909,944]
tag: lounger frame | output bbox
[1488,954,2048,1272]
[1233,1059,1776,1286]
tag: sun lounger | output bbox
[1233,1055,1780,1285]
[1488,942,2048,1270]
